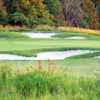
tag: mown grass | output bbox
[1,25,100,39]
[0,27,100,56]
[0,64,100,100]
[0,39,100,56]
[53,32,100,40]
[0,31,30,39]
[0,25,100,56]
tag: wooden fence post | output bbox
[48,59,56,72]
[37,60,42,70]
[48,59,51,71]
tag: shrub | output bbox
[29,18,54,27]
[9,12,29,26]
[79,16,91,28]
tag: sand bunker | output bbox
[66,36,86,40]
[0,50,95,60]
[23,32,56,38]
[94,56,100,59]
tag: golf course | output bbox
[0,0,100,99]
[0,28,100,100]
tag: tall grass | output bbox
[35,25,100,35]
[0,25,100,35]
[0,64,100,100]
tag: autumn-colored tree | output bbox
[0,0,6,11]
[93,0,100,26]
[0,0,100,28]
[60,0,84,26]
[29,0,50,18]
[83,0,99,29]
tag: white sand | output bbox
[23,32,56,38]
[66,36,86,40]
[0,50,94,60]
[94,56,100,59]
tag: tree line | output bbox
[0,0,100,29]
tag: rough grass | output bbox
[0,55,100,76]
[57,26,100,35]
[0,25,100,35]
[31,25,100,35]
[0,64,100,100]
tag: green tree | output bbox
[4,0,51,26]
[9,12,29,26]
[44,0,61,16]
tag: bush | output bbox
[79,16,91,28]
[8,12,53,27]
[29,18,54,27]
[9,12,29,26]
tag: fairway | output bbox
[0,39,100,56]
[0,31,100,75]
